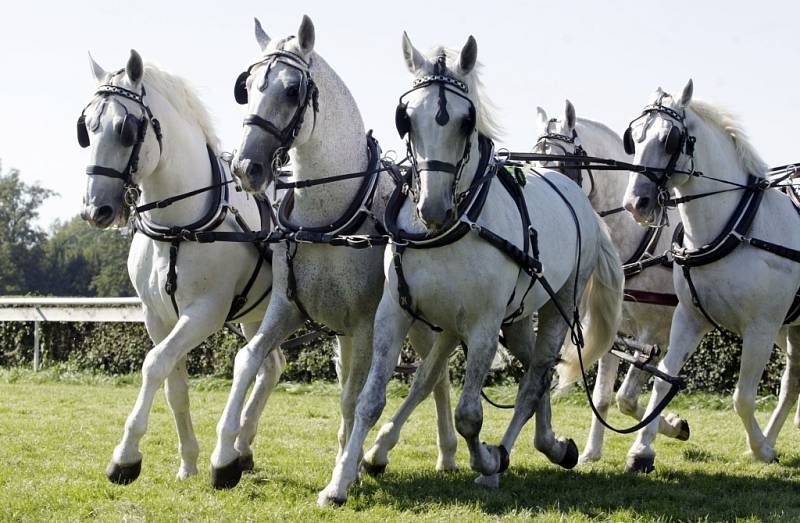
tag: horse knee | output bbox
[616,390,639,416]
[142,349,172,384]
[733,388,756,417]
[355,395,386,427]
[455,400,482,439]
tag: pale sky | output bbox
[2,0,798,226]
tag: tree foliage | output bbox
[0,162,133,297]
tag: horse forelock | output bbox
[416,46,503,141]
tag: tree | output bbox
[43,216,134,297]
[0,165,54,295]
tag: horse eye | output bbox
[286,85,300,99]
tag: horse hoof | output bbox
[676,420,691,441]
[361,460,387,477]
[624,455,655,474]
[558,439,579,470]
[317,492,347,507]
[210,459,242,489]
[105,459,142,485]
[238,454,255,473]
[497,445,510,474]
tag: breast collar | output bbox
[671,174,763,267]
[275,132,383,238]
[384,135,496,248]
[133,146,231,241]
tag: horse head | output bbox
[233,15,318,193]
[622,79,694,225]
[77,50,161,228]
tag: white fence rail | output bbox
[0,297,144,371]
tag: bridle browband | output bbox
[395,52,477,206]
[77,80,163,186]
[235,45,319,169]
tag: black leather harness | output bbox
[671,175,800,326]
[132,148,273,321]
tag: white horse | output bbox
[209,16,458,488]
[532,102,689,464]
[622,80,800,472]
[78,50,283,483]
[318,33,623,506]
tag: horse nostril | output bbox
[246,162,263,178]
[95,205,114,223]
[634,197,650,211]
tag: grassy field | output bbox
[1,369,800,522]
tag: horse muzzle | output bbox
[624,196,657,225]
[233,156,271,194]
[81,202,120,229]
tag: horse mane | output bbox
[141,63,221,154]
[575,117,624,144]
[686,99,767,177]
[421,46,503,141]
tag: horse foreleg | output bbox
[236,319,286,472]
[107,305,222,485]
[616,352,690,440]
[318,291,412,506]
[764,329,798,446]
[626,304,709,473]
[456,325,506,478]
[338,325,375,465]
[210,298,304,488]
[580,352,619,464]
[362,329,459,475]
[736,325,782,463]
[164,357,199,480]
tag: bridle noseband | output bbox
[395,53,477,206]
[77,81,163,188]
[234,46,319,168]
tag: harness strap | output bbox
[623,288,679,306]
[166,240,180,317]
[392,244,442,332]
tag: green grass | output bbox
[1,371,800,522]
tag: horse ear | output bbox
[565,99,576,129]
[459,35,478,75]
[88,52,106,83]
[254,18,271,51]
[298,14,315,54]
[126,49,144,84]
[535,106,548,129]
[401,31,425,74]
[679,78,694,107]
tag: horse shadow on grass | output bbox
[338,465,800,521]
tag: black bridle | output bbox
[622,94,696,193]
[234,46,319,170]
[533,119,593,193]
[395,53,477,206]
[77,81,163,188]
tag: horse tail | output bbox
[556,217,623,394]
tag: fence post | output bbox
[33,320,41,372]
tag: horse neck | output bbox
[575,120,642,259]
[137,90,214,226]
[289,58,367,227]
[674,121,750,248]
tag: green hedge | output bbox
[0,321,787,395]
